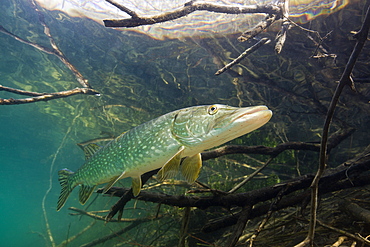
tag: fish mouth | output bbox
[233,105,271,122]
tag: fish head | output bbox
[171,104,272,151]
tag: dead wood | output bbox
[226,205,252,247]
[238,14,277,42]
[103,1,281,28]
[0,0,99,106]
[0,87,100,105]
[202,167,370,233]
[201,127,355,161]
[98,149,370,233]
[296,4,370,246]
[103,0,291,69]
[215,38,271,76]
[68,207,159,222]
[99,126,355,222]
[104,169,159,222]
[339,200,370,225]
[80,220,144,247]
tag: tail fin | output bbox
[57,168,75,211]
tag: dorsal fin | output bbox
[82,143,101,160]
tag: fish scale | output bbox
[57,104,272,211]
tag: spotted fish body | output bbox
[57,104,272,211]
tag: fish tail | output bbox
[57,168,75,211]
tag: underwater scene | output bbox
[0,0,369,246]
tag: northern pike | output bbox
[57,104,272,211]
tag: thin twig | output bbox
[0,25,54,54]
[295,4,370,247]
[215,38,271,76]
[80,221,143,247]
[228,155,275,193]
[0,1,100,106]
[29,0,91,88]
[316,220,370,245]
[178,207,191,247]
[0,87,100,105]
[68,207,160,222]
[57,220,96,247]
[247,185,288,246]
[238,14,277,42]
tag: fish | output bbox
[57,104,272,211]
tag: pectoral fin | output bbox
[132,176,142,196]
[181,153,202,184]
[102,172,126,193]
[157,147,184,181]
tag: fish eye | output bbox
[207,105,218,115]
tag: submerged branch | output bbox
[202,126,355,161]
[0,87,100,105]
[103,1,281,28]
[228,156,274,194]
[226,205,252,247]
[103,0,291,71]
[80,221,144,247]
[57,220,96,247]
[104,169,158,222]
[297,5,370,247]
[98,126,354,221]
[203,167,370,233]
[34,0,91,88]
[215,38,271,75]
[69,207,161,222]
[238,14,277,42]
[0,24,90,89]
[0,1,98,106]
[100,151,370,211]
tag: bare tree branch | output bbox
[202,127,355,161]
[97,126,354,222]
[100,151,370,211]
[29,0,91,88]
[295,4,370,247]
[68,207,160,222]
[238,14,277,42]
[0,1,101,106]
[103,1,281,28]
[215,38,271,75]
[0,87,100,105]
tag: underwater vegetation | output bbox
[0,0,370,246]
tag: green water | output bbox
[1,0,369,246]
[1,105,56,246]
